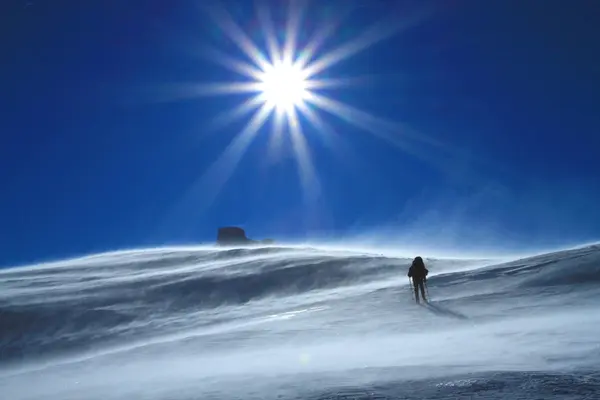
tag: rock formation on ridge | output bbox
[216,226,274,246]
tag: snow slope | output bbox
[1,244,599,399]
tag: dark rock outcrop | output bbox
[217,227,248,245]
[216,226,275,246]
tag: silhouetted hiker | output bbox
[408,256,429,303]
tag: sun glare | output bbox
[158,2,432,221]
[258,60,308,113]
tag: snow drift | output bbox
[1,244,599,399]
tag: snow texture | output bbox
[1,244,599,399]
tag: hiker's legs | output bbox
[413,279,424,302]
[413,279,420,302]
[420,281,427,301]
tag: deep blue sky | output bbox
[2,0,599,266]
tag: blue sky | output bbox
[2,0,599,266]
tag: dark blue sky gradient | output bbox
[2,0,599,266]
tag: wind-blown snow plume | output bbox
[1,244,599,399]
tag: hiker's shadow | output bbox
[421,302,469,320]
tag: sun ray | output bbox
[255,1,281,64]
[303,7,433,78]
[267,108,286,163]
[283,0,303,65]
[188,81,264,96]
[155,101,275,235]
[303,22,399,79]
[207,94,265,134]
[146,81,266,104]
[204,3,272,72]
[288,108,321,204]
[200,45,265,81]
[304,91,414,149]
[303,76,370,91]
[304,92,460,172]
[294,3,357,69]
[296,101,340,151]
[297,101,388,179]
[135,82,257,105]
[181,102,274,215]
[307,91,444,147]
[305,92,388,130]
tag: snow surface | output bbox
[1,244,599,399]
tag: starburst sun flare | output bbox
[158,1,431,220]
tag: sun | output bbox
[155,1,433,222]
[258,59,308,113]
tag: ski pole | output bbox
[424,280,430,302]
[408,277,414,301]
